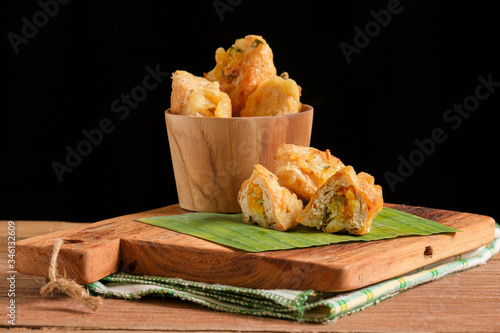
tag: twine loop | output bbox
[40,238,102,311]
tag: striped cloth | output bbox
[89,225,500,323]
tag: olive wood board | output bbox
[16,203,495,292]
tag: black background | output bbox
[2,1,499,223]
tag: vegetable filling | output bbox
[323,186,359,232]
[247,183,265,216]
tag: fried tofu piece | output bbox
[275,144,345,202]
[204,35,276,116]
[296,166,383,236]
[170,70,231,118]
[240,75,302,117]
[237,164,304,231]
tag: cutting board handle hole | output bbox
[62,238,85,244]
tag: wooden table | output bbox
[1,216,499,332]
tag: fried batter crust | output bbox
[275,144,345,201]
[296,166,384,235]
[237,164,304,231]
[204,35,276,116]
[170,70,231,118]
[240,76,301,117]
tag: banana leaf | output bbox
[136,207,458,252]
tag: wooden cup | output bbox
[165,104,313,213]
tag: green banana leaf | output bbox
[136,207,458,252]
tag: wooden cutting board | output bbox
[16,204,495,292]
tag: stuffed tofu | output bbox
[170,70,231,118]
[275,144,345,202]
[204,35,276,116]
[296,166,383,235]
[238,164,304,231]
[240,75,302,117]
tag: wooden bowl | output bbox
[165,104,313,213]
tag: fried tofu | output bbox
[237,164,304,231]
[296,166,384,236]
[204,35,277,116]
[240,75,302,117]
[275,144,345,202]
[170,70,231,118]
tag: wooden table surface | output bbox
[1,216,499,332]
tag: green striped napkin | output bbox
[88,224,499,323]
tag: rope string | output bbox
[40,238,102,311]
